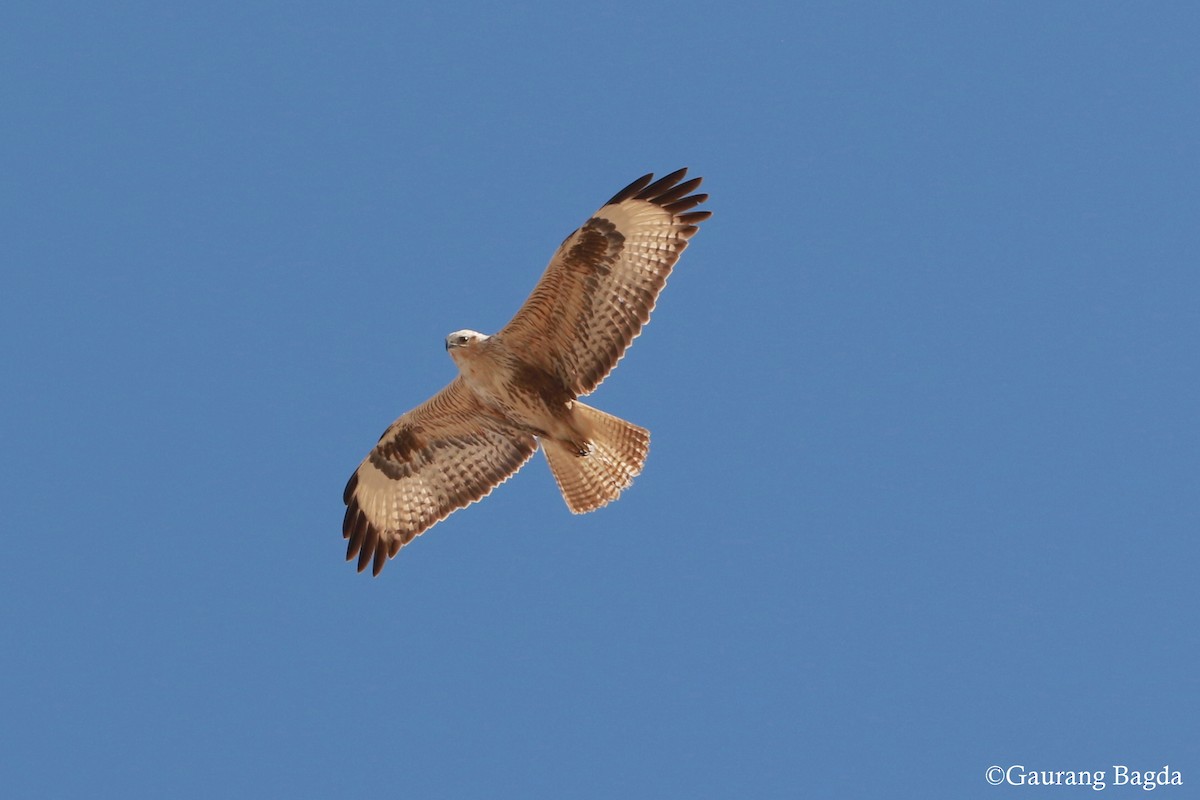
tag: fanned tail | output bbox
[542,402,650,513]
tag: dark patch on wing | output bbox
[366,426,429,480]
[563,218,623,274]
[376,426,425,463]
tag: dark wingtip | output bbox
[605,169,710,223]
[664,192,709,214]
[635,168,690,201]
[356,523,377,572]
[606,172,655,205]
[650,176,703,207]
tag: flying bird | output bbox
[343,169,711,575]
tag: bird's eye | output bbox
[458,335,470,344]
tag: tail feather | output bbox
[542,402,650,514]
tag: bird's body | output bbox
[343,169,711,575]
[445,330,581,450]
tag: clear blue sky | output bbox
[3,2,1197,797]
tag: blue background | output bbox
[3,2,1197,797]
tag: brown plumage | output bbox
[343,169,711,575]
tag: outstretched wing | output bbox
[499,168,711,396]
[343,378,538,576]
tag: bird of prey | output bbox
[343,169,711,575]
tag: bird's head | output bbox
[445,330,489,362]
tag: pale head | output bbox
[445,329,489,362]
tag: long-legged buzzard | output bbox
[343,169,711,575]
